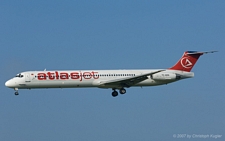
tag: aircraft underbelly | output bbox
[22,80,94,89]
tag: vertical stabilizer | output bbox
[169,51,217,72]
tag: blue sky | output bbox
[1,1,224,140]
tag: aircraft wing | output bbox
[99,70,165,88]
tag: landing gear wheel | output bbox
[15,92,19,95]
[112,91,118,97]
[119,88,126,94]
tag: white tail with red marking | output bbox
[170,51,217,72]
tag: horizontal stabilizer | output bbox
[186,51,218,55]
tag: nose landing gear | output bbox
[14,88,19,96]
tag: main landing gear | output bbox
[112,90,118,97]
[14,88,19,96]
[112,88,126,97]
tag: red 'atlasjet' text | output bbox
[37,71,99,81]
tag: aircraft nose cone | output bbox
[5,80,10,87]
[5,80,14,88]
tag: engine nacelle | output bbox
[152,73,180,81]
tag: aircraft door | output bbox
[25,73,31,82]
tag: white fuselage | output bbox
[5,69,194,90]
[5,50,215,96]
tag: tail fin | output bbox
[169,51,217,72]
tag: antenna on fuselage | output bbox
[44,69,46,71]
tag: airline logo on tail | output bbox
[181,57,193,68]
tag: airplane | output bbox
[5,51,217,97]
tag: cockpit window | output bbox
[15,74,24,78]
